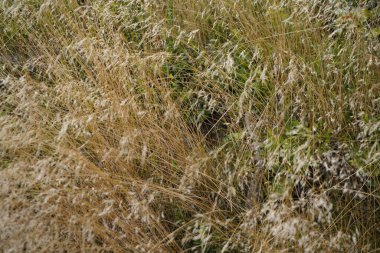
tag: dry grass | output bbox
[0,0,379,252]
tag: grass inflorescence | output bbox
[0,0,379,252]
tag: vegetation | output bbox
[0,0,379,252]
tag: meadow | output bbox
[0,0,379,252]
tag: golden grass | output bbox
[1,0,379,252]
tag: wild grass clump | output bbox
[0,0,379,252]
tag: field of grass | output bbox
[0,0,379,252]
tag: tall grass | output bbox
[0,0,379,252]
